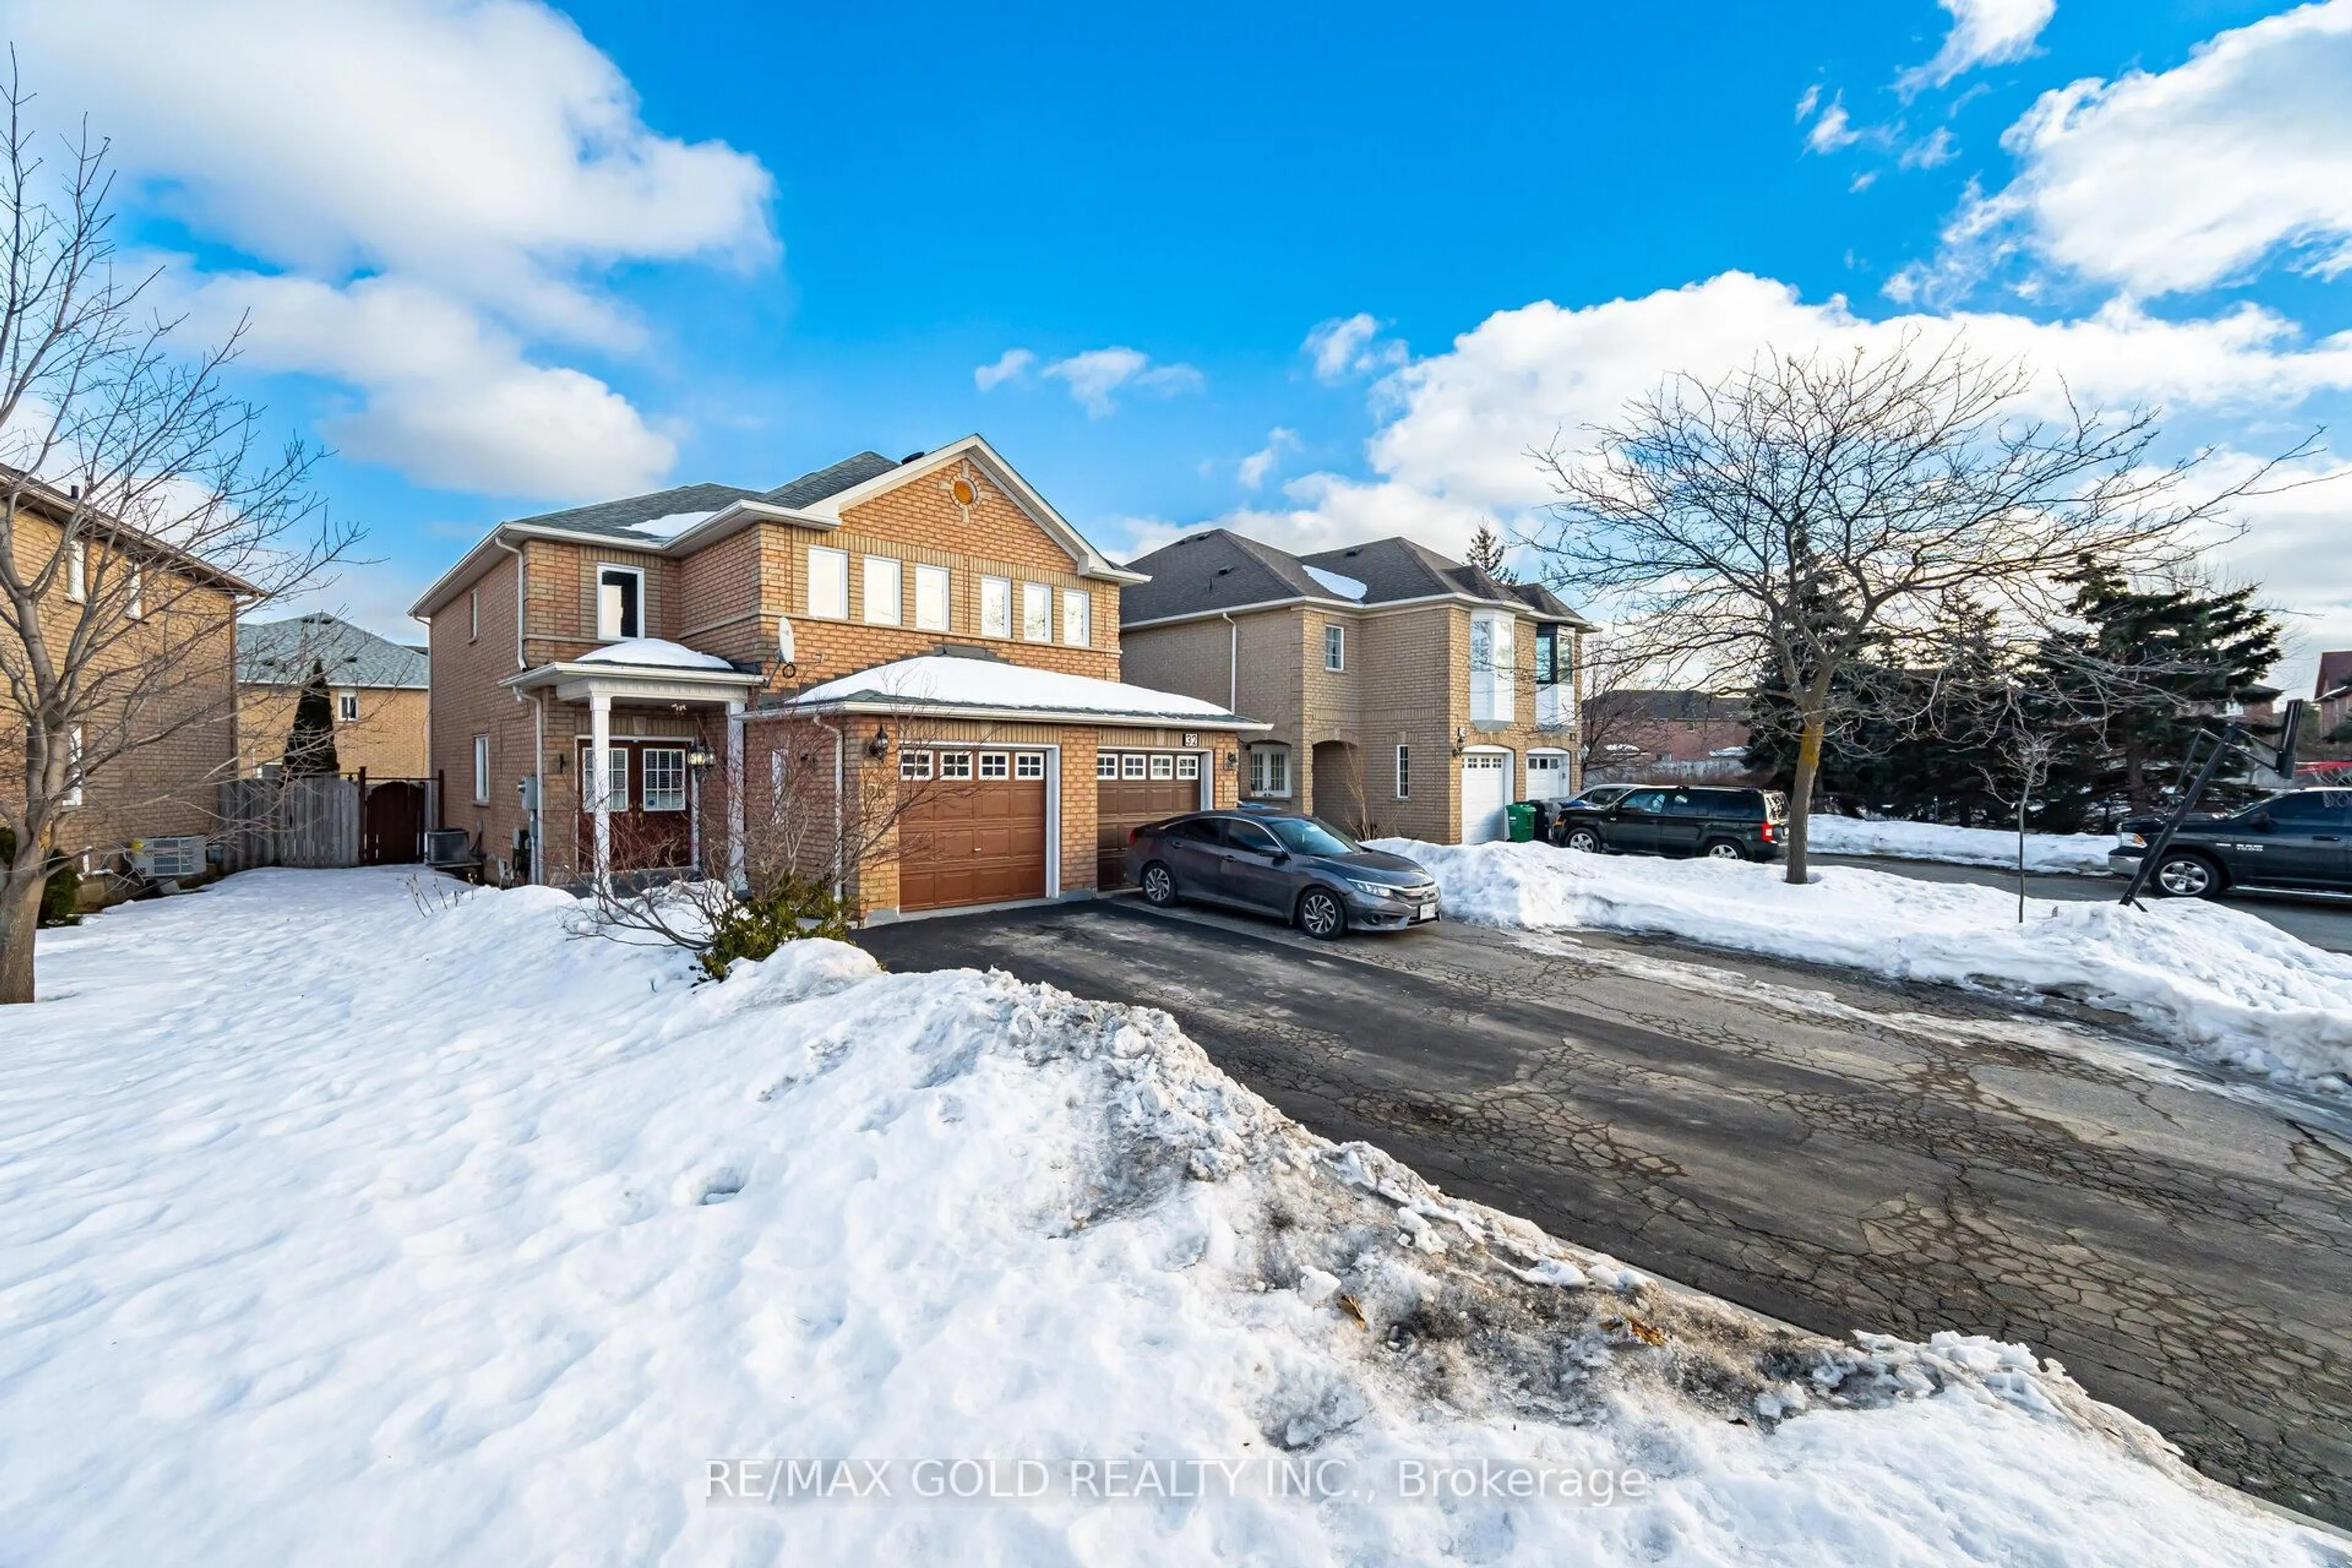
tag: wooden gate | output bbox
[361,780,427,865]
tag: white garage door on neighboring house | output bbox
[1460,749,1512,844]
[1526,750,1570,802]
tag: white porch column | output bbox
[589,692,613,894]
[726,699,747,893]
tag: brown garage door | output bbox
[897,748,1049,911]
[1097,750,1205,888]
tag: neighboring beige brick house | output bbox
[1,472,246,876]
[236,613,430,778]
[410,437,1262,913]
[1119,531,1591,843]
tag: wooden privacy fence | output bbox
[215,774,431,870]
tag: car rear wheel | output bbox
[1702,837,1746,861]
[1297,886,1347,940]
[2153,851,2224,899]
[1564,826,1604,854]
[1139,861,1178,907]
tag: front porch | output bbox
[502,644,766,889]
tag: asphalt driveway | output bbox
[860,897,2352,1528]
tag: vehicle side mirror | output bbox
[1271,849,1291,864]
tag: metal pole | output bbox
[2119,720,2243,907]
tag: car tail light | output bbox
[1761,820,1776,842]
[1129,827,1144,845]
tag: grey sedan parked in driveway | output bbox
[1122,810,1441,939]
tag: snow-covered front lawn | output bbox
[1805,816,2117,875]
[1378,839,2352,1094]
[0,870,2334,1564]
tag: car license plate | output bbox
[1417,901,1438,922]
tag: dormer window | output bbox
[597,565,643,639]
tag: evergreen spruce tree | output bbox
[283,660,341,777]
[1464,524,1515,582]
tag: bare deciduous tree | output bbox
[0,69,350,1001]
[1526,334,2297,883]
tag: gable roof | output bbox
[1121,528,1593,628]
[764,451,900,508]
[409,435,1141,620]
[238,612,429,688]
[497,483,766,545]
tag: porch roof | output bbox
[765,655,1268,731]
[502,649,764,707]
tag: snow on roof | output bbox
[571,638,737,671]
[624,510,717,540]
[791,655,1244,722]
[1302,564,1367,601]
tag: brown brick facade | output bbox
[237,685,428,778]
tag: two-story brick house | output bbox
[236,612,430,778]
[410,437,1262,913]
[1118,530,1591,843]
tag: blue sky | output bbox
[7,0,2350,688]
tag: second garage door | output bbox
[897,748,1049,911]
[1097,749,1205,888]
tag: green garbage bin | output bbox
[1504,801,1537,843]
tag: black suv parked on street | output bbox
[2110,786,2352,898]
[1551,785,1786,862]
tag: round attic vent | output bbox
[949,477,978,507]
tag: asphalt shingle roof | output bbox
[238,614,429,688]
[500,483,766,543]
[1123,527,1591,625]
[764,451,902,508]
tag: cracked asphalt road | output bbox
[860,897,2352,1528]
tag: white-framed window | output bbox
[915,564,951,631]
[1324,624,1345,671]
[979,752,1010,780]
[641,747,687,812]
[1021,582,1050,643]
[1248,743,1291,798]
[1096,751,1119,780]
[66,541,85,604]
[1149,753,1174,780]
[862,556,902,625]
[1120,752,1147,780]
[127,565,144,619]
[337,692,358,723]
[1395,744,1411,799]
[807,548,849,620]
[1469,612,1515,723]
[1061,589,1091,647]
[980,576,1012,639]
[599,748,631,811]
[472,734,491,803]
[62,725,83,809]
[468,588,479,641]
[1177,753,1200,780]
[1015,752,1046,780]
[900,749,933,781]
[596,565,643,639]
[940,751,974,780]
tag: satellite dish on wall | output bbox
[777,616,797,665]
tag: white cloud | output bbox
[985,347,1201,417]
[973,349,1036,391]
[1806,100,1861,154]
[2,0,775,497]
[1303,314,1407,383]
[1930,0,2352,296]
[1898,0,2056,95]
[1237,428,1300,489]
[1901,127,1958,169]
[1197,273,2352,575]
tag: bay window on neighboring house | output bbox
[1248,742,1292,798]
[1469,612,1515,723]
[1535,624,1574,729]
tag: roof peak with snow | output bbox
[783,654,1262,727]
[571,638,739,671]
[1123,527,1590,626]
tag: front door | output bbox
[576,739,695,872]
